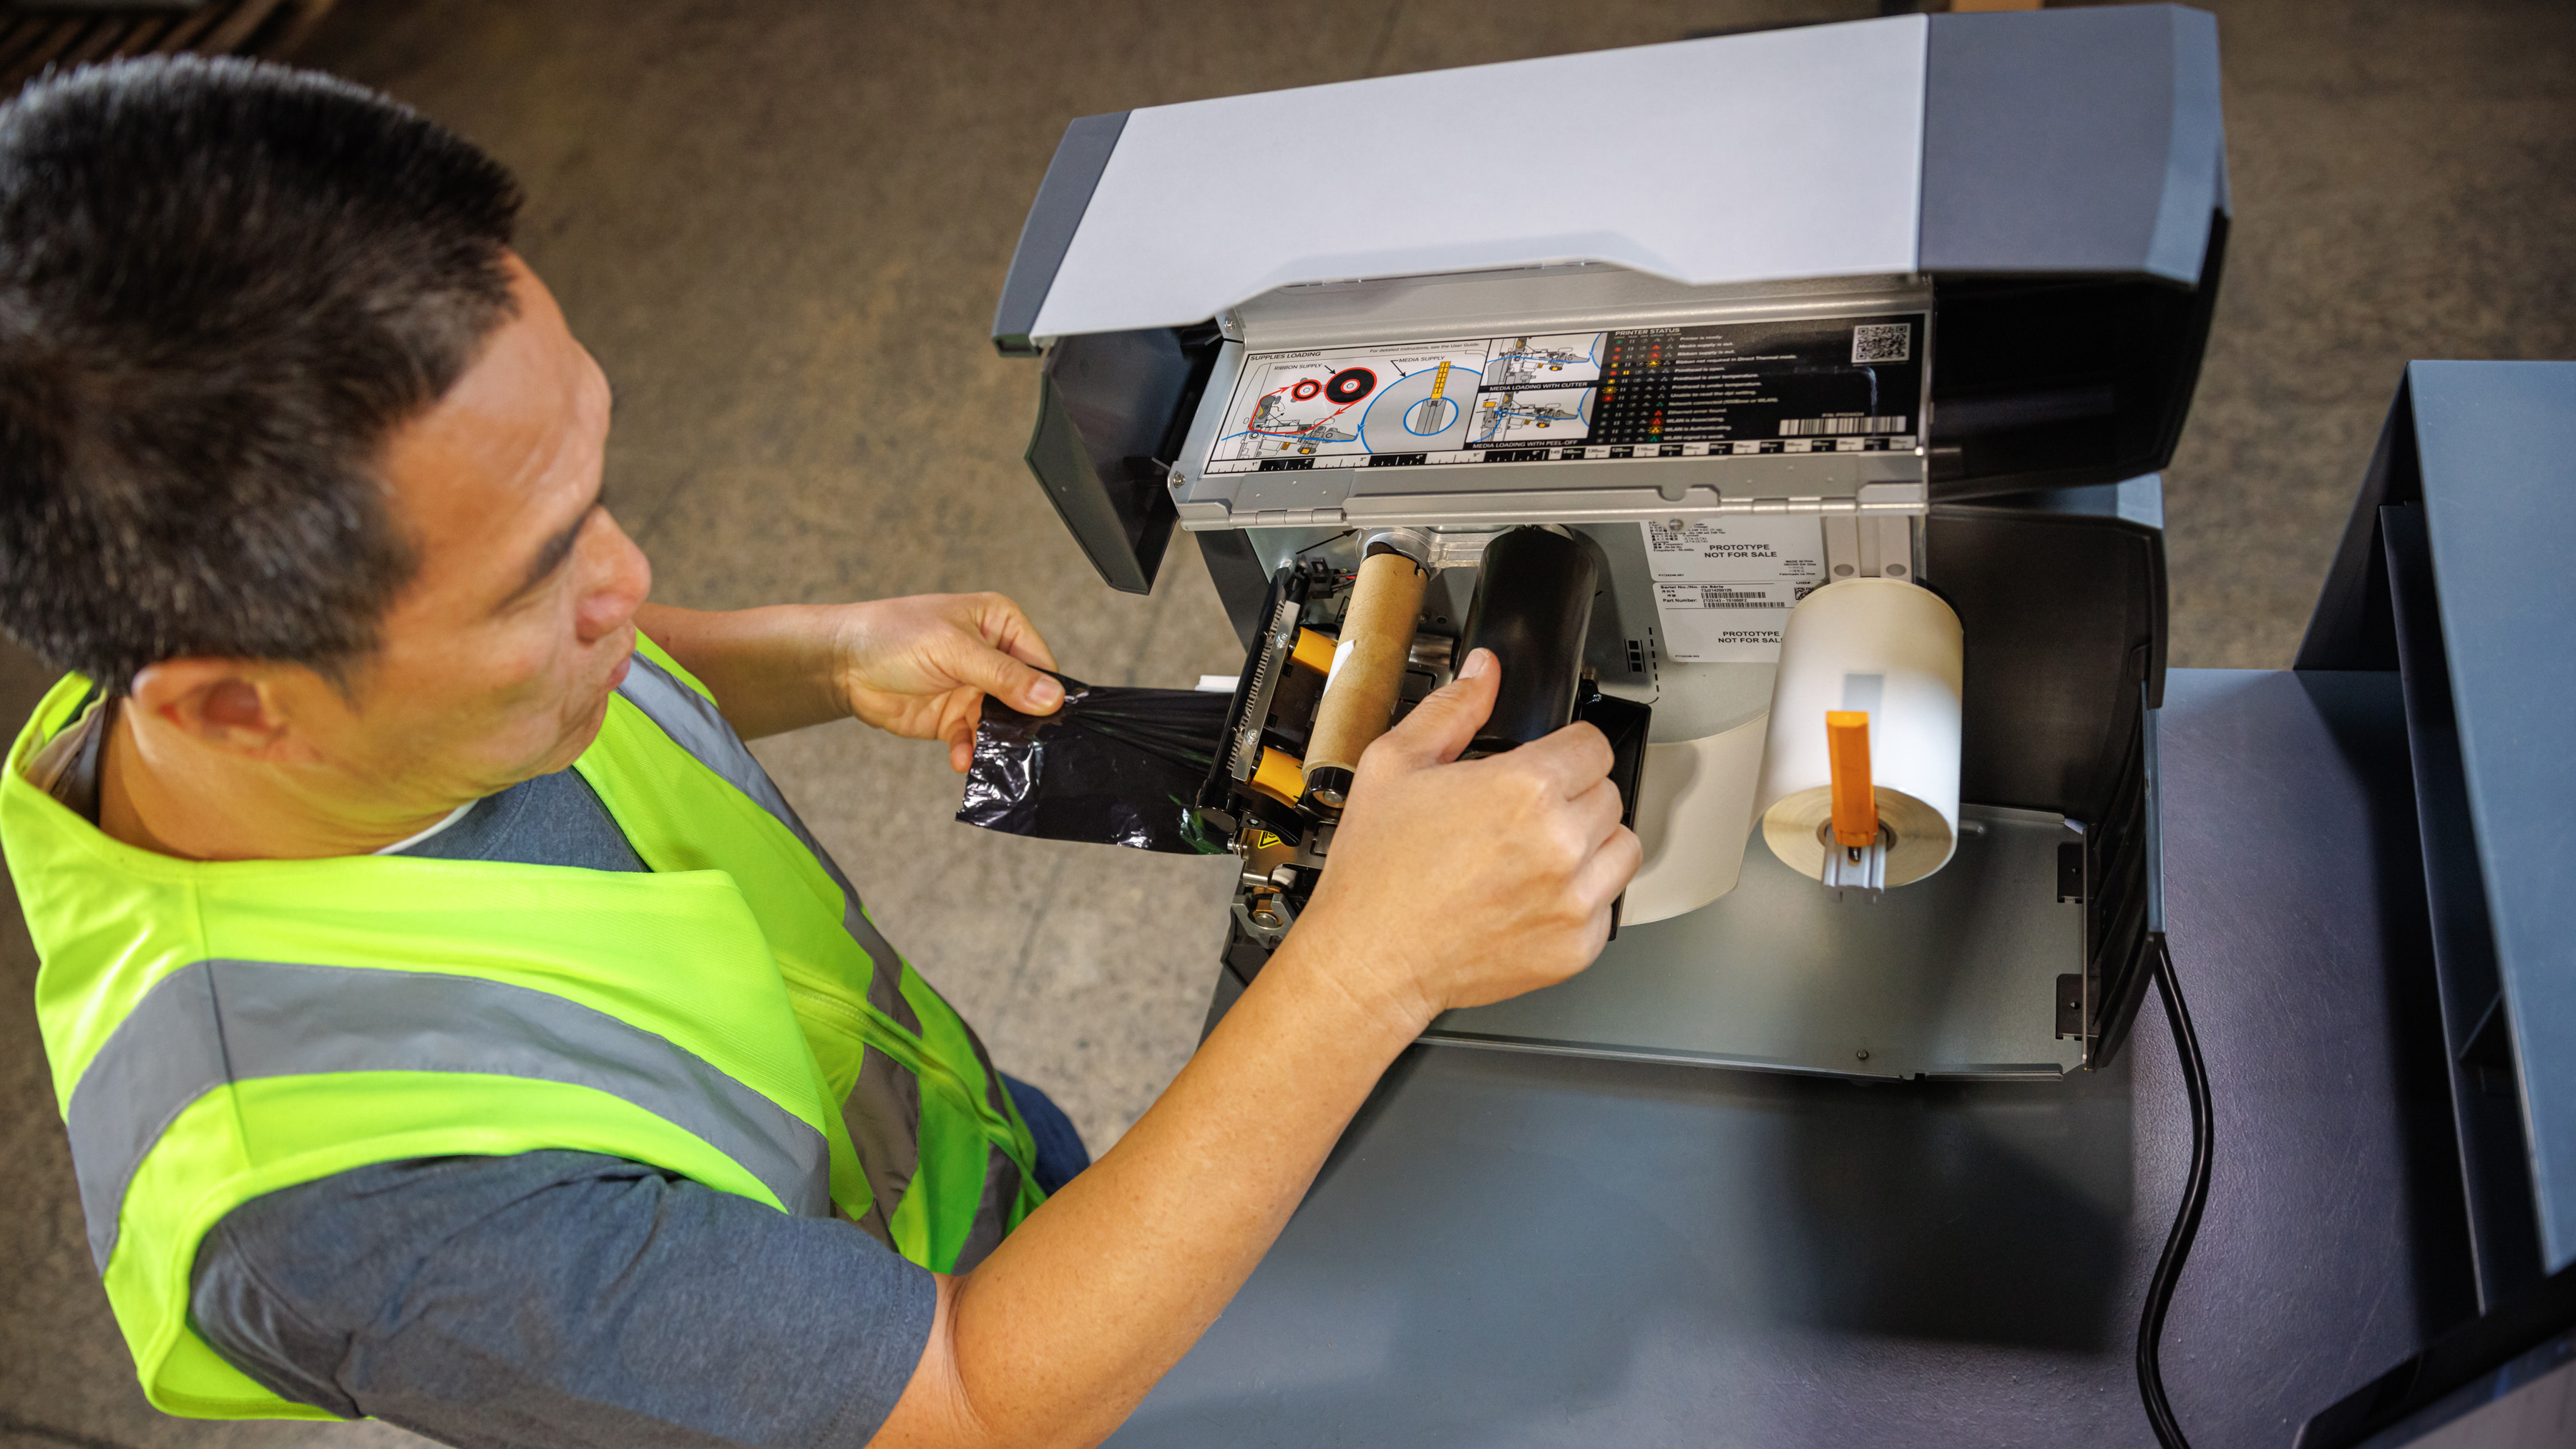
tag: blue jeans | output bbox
[1000,1074,1090,1194]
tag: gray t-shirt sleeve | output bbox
[189,1151,935,1448]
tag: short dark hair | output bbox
[0,56,522,688]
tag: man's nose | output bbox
[574,516,652,644]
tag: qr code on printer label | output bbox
[1851,323,1911,364]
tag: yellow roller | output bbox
[1290,628,1336,675]
[1249,747,1305,806]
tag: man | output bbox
[0,56,1638,1449]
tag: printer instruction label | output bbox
[1643,517,1826,663]
[1204,313,1926,474]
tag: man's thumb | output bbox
[973,650,1064,714]
[1380,648,1498,766]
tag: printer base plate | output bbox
[1423,804,2082,1080]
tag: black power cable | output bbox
[2137,931,2213,1449]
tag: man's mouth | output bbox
[605,628,638,694]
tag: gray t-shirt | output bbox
[182,766,937,1448]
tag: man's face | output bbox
[316,254,652,805]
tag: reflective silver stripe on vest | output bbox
[953,1015,1023,1270]
[841,1045,922,1250]
[952,1126,1024,1274]
[619,653,923,1035]
[67,959,834,1270]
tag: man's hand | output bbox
[631,594,1061,756]
[1293,648,1641,1032]
[826,593,1063,771]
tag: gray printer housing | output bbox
[992,5,2226,1075]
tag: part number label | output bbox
[1642,517,1826,663]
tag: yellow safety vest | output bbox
[1,635,1040,1420]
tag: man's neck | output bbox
[97,703,459,862]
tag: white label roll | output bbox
[1753,577,1964,888]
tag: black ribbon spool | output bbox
[1457,527,1597,757]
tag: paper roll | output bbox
[1755,578,1963,888]
[1624,712,1770,925]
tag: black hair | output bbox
[0,55,522,688]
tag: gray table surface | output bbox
[1112,668,2473,1448]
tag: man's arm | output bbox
[874,650,1640,1449]
[633,595,1062,757]
[192,1152,940,1447]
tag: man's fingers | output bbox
[1375,648,1499,768]
[1556,778,1627,904]
[1516,719,1617,798]
[1572,824,1644,908]
[1568,775,1625,847]
[1002,628,1058,675]
[957,643,1062,716]
[974,593,1060,674]
[945,697,985,773]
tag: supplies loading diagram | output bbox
[1211,332,1606,469]
[1204,316,1925,475]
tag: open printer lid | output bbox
[991,4,2230,592]
[993,5,2227,352]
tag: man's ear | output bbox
[126,660,301,756]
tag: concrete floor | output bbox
[2,1,2570,1445]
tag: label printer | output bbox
[990,4,2227,1080]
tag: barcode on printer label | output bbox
[1657,581,1802,609]
[1780,415,1908,436]
[1851,323,1911,364]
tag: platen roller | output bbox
[1456,526,1596,757]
